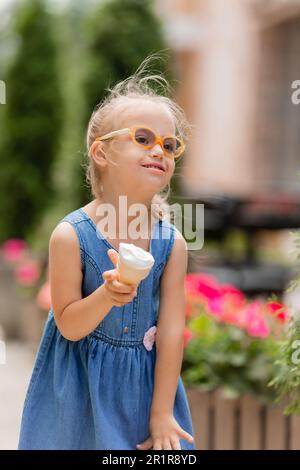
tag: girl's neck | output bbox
[83,194,156,242]
[96,193,153,215]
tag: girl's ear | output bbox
[90,141,108,168]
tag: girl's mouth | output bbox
[141,163,166,174]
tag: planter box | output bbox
[186,388,300,450]
[0,261,23,339]
[0,261,45,348]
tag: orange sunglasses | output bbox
[93,126,185,159]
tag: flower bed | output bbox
[183,273,289,404]
[0,239,50,346]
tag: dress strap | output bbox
[151,219,176,268]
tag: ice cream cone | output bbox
[117,243,155,285]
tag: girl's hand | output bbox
[136,413,194,450]
[102,249,138,307]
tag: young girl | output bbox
[18,61,195,451]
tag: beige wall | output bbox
[156,0,300,198]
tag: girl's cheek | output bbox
[167,164,175,178]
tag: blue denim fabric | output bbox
[18,207,195,450]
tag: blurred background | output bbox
[1,0,300,450]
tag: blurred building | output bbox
[155,0,300,198]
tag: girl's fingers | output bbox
[105,280,136,295]
[102,269,119,281]
[111,279,136,293]
[178,429,194,443]
[108,249,119,264]
[104,285,136,303]
[136,436,152,450]
[153,441,163,450]
[107,249,119,268]
[103,271,137,294]
[171,438,181,450]
[163,440,172,450]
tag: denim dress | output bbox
[18,207,195,450]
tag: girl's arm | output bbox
[151,230,187,415]
[49,222,137,341]
[137,229,194,450]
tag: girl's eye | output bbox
[164,143,174,152]
[164,139,176,153]
[136,135,149,145]
[135,128,154,145]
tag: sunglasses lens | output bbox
[134,128,155,146]
[164,137,183,157]
[134,128,183,158]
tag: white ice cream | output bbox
[118,243,154,269]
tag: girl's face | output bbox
[96,99,177,198]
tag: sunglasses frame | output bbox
[93,126,185,159]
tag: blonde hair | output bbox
[85,53,191,222]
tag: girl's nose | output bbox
[150,143,164,158]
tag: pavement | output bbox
[0,339,34,450]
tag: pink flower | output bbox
[15,260,40,286]
[185,273,220,298]
[221,284,246,307]
[36,281,51,310]
[266,301,289,323]
[184,272,284,337]
[247,317,270,338]
[185,273,223,317]
[218,286,247,326]
[185,273,247,326]
[1,239,27,263]
[241,301,270,338]
[143,326,157,351]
